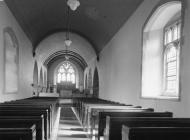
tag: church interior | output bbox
[1,0,190,140]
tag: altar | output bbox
[57,82,75,97]
[59,89,72,97]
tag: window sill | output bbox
[141,95,180,101]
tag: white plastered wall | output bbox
[95,0,190,117]
[0,2,34,102]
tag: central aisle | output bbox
[56,107,89,140]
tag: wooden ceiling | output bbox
[5,0,143,54]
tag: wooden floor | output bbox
[56,107,88,140]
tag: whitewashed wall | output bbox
[96,0,190,117]
[0,2,34,102]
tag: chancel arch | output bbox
[46,51,87,93]
[142,1,182,99]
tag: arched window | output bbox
[57,62,76,84]
[164,20,181,96]
[4,27,19,94]
[141,2,182,99]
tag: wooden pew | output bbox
[1,97,59,137]
[0,116,44,140]
[0,123,36,140]
[121,126,190,140]
[0,104,52,135]
[2,99,58,131]
[0,97,59,140]
[95,111,172,140]
[83,104,133,127]
[0,110,49,140]
[6,96,59,123]
[74,98,127,122]
[81,102,133,126]
[80,102,117,123]
[85,105,153,135]
[72,98,142,133]
[105,117,190,140]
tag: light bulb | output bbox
[64,39,72,46]
[67,0,80,11]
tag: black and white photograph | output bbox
[0,0,189,140]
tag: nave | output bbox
[1,96,190,140]
[1,0,190,139]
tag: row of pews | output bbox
[73,97,190,140]
[0,97,59,140]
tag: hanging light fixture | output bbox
[67,0,80,11]
[65,44,70,60]
[64,0,80,46]
[64,0,80,59]
[64,2,72,47]
[64,1,71,60]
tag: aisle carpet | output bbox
[56,107,89,140]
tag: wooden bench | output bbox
[0,110,49,140]
[0,97,59,140]
[82,103,134,124]
[0,123,36,140]
[85,105,153,135]
[0,115,44,140]
[80,102,122,123]
[2,99,58,130]
[121,126,190,140]
[94,111,172,140]
[74,98,127,122]
[0,105,52,134]
[5,97,59,120]
[83,104,133,127]
[105,117,190,140]
[0,98,59,137]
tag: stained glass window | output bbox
[57,62,75,84]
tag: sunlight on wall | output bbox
[142,2,181,99]
[142,30,163,98]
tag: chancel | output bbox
[0,0,190,140]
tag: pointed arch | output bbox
[3,27,19,94]
[88,68,92,89]
[85,74,88,89]
[44,71,47,87]
[93,67,99,98]
[40,67,43,87]
[33,61,38,86]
